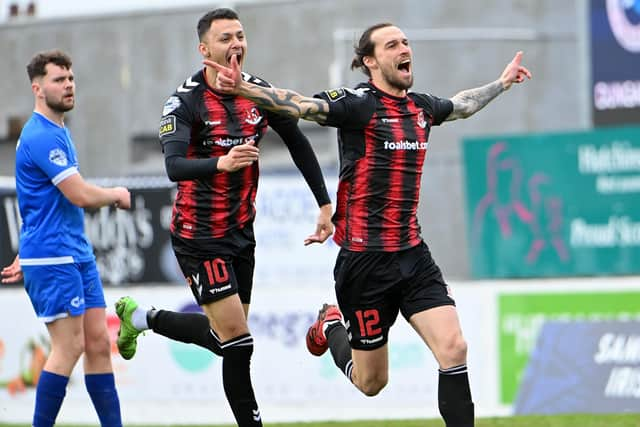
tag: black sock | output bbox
[221,334,262,427]
[438,364,475,427]
[326,323,354,382]
[148,310,222,356]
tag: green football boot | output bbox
[115,296,143,360]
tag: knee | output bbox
[440,334,468,366]
[217,323,250,342]
[84,330,111,359]
[65,338,85,360]
[356,372,388,397]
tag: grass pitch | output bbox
[2,413,639,427]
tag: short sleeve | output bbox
[29,132,78,185]
[430,95,453,125]
[313,87,376,129]
[411,93,453,126]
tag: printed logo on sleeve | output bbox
[176,77,199,93]
[242,72,266,86]
[325,88,346,102]
[162,96,181,116]
[345,87,368,97]
[159,115,177,137]
[48,148,68,167]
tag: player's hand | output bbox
[499,51,532,90]
[204,55,241,94]
[1,255,23,284]
[304,203,334,246]
[217,141,260,173]
[113,187,131,210]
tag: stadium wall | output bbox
[0,0,588,278]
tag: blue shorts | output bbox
[22,261,106,323]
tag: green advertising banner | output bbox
[498,291,640,404]
[463,126,640,278]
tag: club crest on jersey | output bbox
[244,107,263,125]
[325,88,346,102]
[159,115,176,137]
[162,96,181,116]
[417,110,427,129]
[48,148,68,167]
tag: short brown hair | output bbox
[26,50,72,81]
[350,22,394,77]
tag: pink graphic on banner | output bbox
[472,141,569,265]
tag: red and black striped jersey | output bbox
[314,81,453,252]
[159,69,324,252]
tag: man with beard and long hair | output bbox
[1,50,130,427]
[206,22,531,427]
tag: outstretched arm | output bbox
[446,51,532,121]
[204,56,330,123]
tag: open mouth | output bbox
[227,52,243,65]
[397,59,411,73]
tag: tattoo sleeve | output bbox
[238,82,329,123]
[446,79,505,121]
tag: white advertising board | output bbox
[0,283,494,424]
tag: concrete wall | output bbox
[0,0,588,278]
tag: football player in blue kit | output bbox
[1,50,131,427]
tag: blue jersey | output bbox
[15,112,94,266]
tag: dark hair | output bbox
[350,22,394,77]
[26,50,72,81]
[197,8,240,41]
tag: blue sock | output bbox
[33,370,68,427]
[85,373,123,427]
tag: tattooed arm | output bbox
[445,51,532,121]
[446,80,505,121]
[204,56,330,123]
[236,82,330,123]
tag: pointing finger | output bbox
[512,51,523,66]
[203,59,228,72]
[230,54,240,72]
